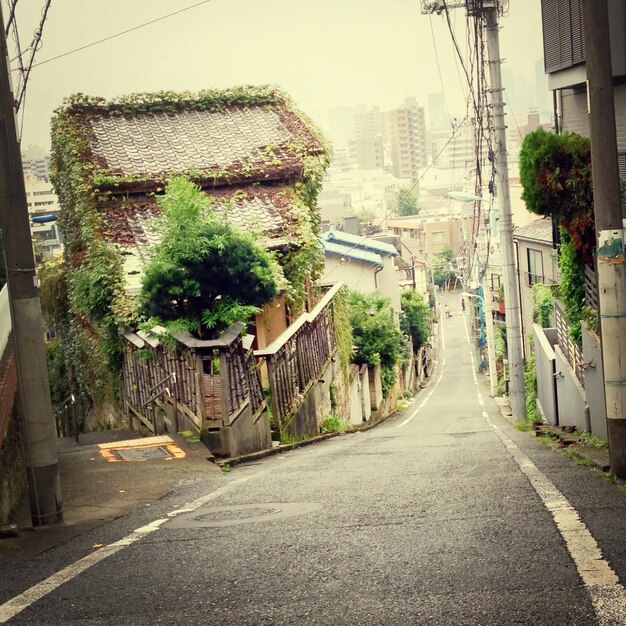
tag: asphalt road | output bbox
[2,292,626,625]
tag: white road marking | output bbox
[0,473,260,623]
[397,359,446,428]
[485,414,626,625]
[467,351,626,624]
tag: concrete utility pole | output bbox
[582,0,626,478]
[0,5,63,523]
[423,0,526,418]
[483,3,526,420]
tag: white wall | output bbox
[0,285,11,356]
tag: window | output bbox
[541,0,585,73]
[527,248,544,285]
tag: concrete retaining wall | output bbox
[554,345,587,430]
[581,323,607,441]
[533,324,558,425]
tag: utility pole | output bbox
[582,0,626,478]
[482,2,526,420]
[0,5,63,523]
[425,0,526,417]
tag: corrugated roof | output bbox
[322,239,383,265]
[322,229,398,256]
[514,217,553,244]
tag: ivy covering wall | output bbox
[46,85,331,413]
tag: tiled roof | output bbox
[514,217,553,244]
[89,107,303,185]
[100,187,296,295]
[55,88,327,192]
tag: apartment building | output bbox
[25,173,62,258]
[387,97,428,184]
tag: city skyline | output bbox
[7,0,545,151]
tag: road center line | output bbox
[397,358,446,428]
[0,473,263,623]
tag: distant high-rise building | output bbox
[21,144,51,181]
[387,97,428,184]
[348,135,385,170]
[427,93,448,130]
[327,105,366,149]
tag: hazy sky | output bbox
[6,0,545,151]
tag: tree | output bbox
[394,187,419,217]
[141,177,281,339]
[347,291,406,397]
[519,127,594,264]
[400,290,431,352]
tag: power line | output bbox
[26,0,214,70]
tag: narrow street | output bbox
[2,293,626,625]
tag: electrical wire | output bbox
[27,0,214,70]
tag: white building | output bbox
[320,229,402,318]
[25,173,62,258]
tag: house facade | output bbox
[49,86,341,455]
[513,218,559,356]
[320,228,402,317]
[541,0,626,176]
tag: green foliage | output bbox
[321,414,350,433]
[332,286,354,385]
[524,351,540,424]
[394,187,419,217]
[557,230,585,346]
[46,340,71,407]
[532,283,555,328]
[520,127,592,220]
[431,248,457,287]
[141,178,279,339]
[400,290,431,352]
[347,291,406,398]
[519,127,595,265]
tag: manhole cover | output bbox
[165,502,323,529]
[114,446,171,461]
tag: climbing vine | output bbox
[531,283,555,329]
[48,85,331,411]
[557,229,585,346]
[347,291,407,398]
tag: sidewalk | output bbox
[0,429,220,562]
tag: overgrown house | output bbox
[49,86,336,453]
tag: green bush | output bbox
[400,290,431,352]
[321,415,350,433]
[347,291,406,398]
[141,177,281,339]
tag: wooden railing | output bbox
[255,282,343,436]
[555,300,584,386]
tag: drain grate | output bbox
[114,446,171,461]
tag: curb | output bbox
[215,412,396,469]
[216,362,439,469]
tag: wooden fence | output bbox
[255,282,343,437]
[122,321,265,437]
